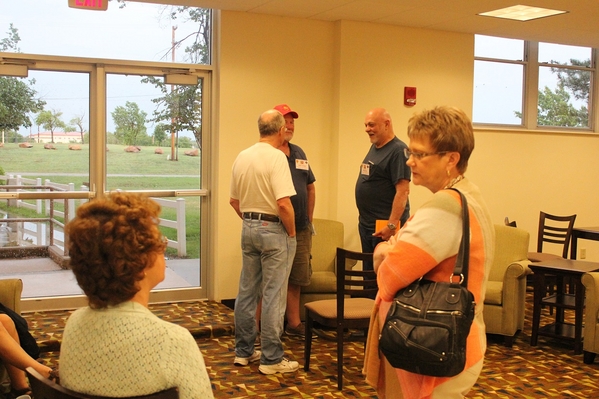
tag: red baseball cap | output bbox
[273,104,299,119]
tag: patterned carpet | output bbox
[24,294,599,398]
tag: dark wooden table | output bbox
[570,226,599,259]
[529,258,599,354]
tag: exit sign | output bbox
[68,0,108,11]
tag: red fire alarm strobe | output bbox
[404,87,416,106]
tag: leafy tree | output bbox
[111,101,147,146]
[0,24,46,139]
[517,58,590,127]
[140,6,210,152]
[70,114,86,143]
[36,109,67,143]
[153,123,168,146]
[0,23,20,52]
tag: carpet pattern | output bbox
[23,294,599,398]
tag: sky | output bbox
[1,0,203,137]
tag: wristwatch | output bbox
[387,222,397,231]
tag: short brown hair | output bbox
[65,192,166,309]
[407,106,475,173]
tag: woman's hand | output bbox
[373,234,397,273]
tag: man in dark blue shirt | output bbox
[274,103,316,337]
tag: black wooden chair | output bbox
[304,248,377,390]
[26,367,179,399]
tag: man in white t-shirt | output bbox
[229,109,299,375]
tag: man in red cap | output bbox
[273,103,316,337]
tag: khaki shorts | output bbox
[288,227,312,286]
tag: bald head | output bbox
[364,107,395,148]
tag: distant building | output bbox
[29,131,83,144]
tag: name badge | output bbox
[296,159,309,170]
[361,163,370,176]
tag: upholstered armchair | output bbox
[483,224,530,347]
[0,279,24,394]
[581,272,599,364]
[299,218,344,320]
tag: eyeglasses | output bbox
[404,148,447,160]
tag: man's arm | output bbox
[229,198,243,219]
[277,196,296,237]
[373,178,409,240]
[306,183,315,223]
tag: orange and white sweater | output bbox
[364,179,495,399]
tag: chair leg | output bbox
[584,351,596,365]
[304,313,313,371]
[337,324,344,390]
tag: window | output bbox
[0,0,213,310]
[474,35,596,131]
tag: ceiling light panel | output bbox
[479,5,567,22]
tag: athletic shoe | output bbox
[234,350,261,366]
[258,358,300,375]
[285,322,306,337]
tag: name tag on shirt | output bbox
[296,159,309,170]
[361,163,370,176]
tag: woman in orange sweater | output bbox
[364,106,495,399]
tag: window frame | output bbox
[474,36,598,133]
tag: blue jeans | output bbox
[234,219,296,364]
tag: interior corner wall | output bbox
[333,20,474,251]
[214,11,474,301]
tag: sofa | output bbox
[0,279,24,394]
[483,224,531,346]
[581,272,599,364]
[299,218,344,320]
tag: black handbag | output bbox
[378,188,475,377]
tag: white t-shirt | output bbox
[230,142,296,215]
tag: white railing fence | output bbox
[0,175,187,257]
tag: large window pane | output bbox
[1,0,211,64]
[473,61,523,125]
[475,35,524,60]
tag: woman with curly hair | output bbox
[59,192,213,399]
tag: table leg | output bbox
[531,271,545,346]
[570,233,578,260]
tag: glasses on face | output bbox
[404,148,447,160]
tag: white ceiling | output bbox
[137,0,599,49]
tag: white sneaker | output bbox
[258,358,300,375]
[234,350,261,366]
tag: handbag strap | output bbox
[448,188,470,287]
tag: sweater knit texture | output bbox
[364,179,495,399]
[59,301,214,399]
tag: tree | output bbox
[0,23,21,52]
[70,114,86,143]
[140,6,210,153]
[111,101,147,146]
[36,109,67,143]
[0,24,46,140]
[153,123,168,146]
[516,58,590,127]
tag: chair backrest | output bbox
[26,368,179,399]
[488,224,530,282]
[536,212,577,258]
[504,217,517,227]
[312,218,344,273]
[335,248,377,314]
[0,278,23,313]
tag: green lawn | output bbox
[0,143,201,258]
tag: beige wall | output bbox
[212,11,599,301]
